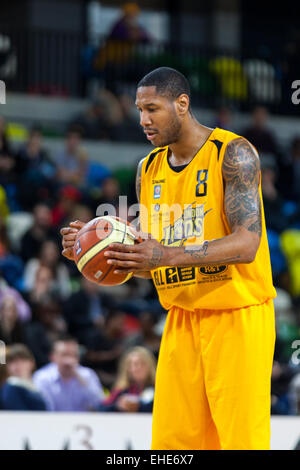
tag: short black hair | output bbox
[137,67,191,103]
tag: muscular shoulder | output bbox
[222,137,260,188]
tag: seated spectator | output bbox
[20,203,60,263]
[23,239,71,300]
[97,177,120,217]
[99,346,156,412]
[115,93,145,142]
[51,185,82,228]
[242,106,282,163]
[63,277,112,345]
[0,295,25,344]
[213,107,233,132]
[125,311,161,359]
[33,336,104,411]
[108,3,150,43]
[70,97,117,141]
[261,157,289,233]
[0,285,31,322]
[0,217,24,290]
[26,265,58,305]
[84,309,127,389]
[0,344,47,411]
[16,127,56,210]
[55,127,88,187]
[24,296,67,368]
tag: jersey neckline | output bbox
[166,127,218,174]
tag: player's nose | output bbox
[140,111,152,128]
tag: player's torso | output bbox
[140,127,276,311]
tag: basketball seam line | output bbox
[76,227,129,264]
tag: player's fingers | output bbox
[69,220,85,230]
[106,252,141,262]
[114,268,134,274]
[60,227,79,236]
[108,260,139,269]
[62,232,78,242]
[62,240,76,249]
[106,243,141,253]
[62,248,74,260]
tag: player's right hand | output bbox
[60,220,85,261]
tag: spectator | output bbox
[261,157,289,233]
[51,185,82,228]
[70,97,116,141]
[242,107,281,161]
[63,277,111,345]
[97,177,120,216]
[23,239,71,300]
[20,203,60,263]
[55,127,88,187]
[0,344,47,411]
[33,336,104,411]
[108,3,150,43]
[125,311,161,359]
[84,309,126,389]
[0,295,25,344]
[116,93,145,142]
[213,107,233,132]
[24,296,67,368]
[99,346,156,412]
[16,127,56,210]
[0,285,31,322]
[0,218,24,290]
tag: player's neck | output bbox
[168,118,214,166]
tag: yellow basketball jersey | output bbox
[140,127,276,311]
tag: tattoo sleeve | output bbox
[222,137,262,238]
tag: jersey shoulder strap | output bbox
[143,147,166,175]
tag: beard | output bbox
[157,113,182,147]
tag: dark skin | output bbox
[60,85,261,276]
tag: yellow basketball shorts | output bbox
[151,299,276,450]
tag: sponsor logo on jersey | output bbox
[160,203,212,247]
[153,185,161,199]
[199,265,228,275]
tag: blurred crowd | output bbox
[0,104,299,416]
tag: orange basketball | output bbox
[73,216,138,286]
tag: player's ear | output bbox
[175,94,189,116]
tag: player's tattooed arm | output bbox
[162,138,262,267]
[222,137,262,238]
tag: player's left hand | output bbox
[104,234,166,274]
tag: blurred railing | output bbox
[0,27,298,115]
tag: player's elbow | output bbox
[242,237,260,264]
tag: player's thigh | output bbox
[201,300,276,450]
[151,306,220,450]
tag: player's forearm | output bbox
[163,228,260,267]
[134,271,152,279]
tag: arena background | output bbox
[0,0,299,450]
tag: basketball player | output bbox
[61,67,276,450]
